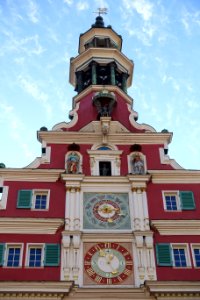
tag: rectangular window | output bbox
[163,191,195,211]
[26,243,59,267]
[99,161,111,176]
[5,245,23,267]
[0,186,9,210]
[0,187,3,201]
[191,245,200,267]
[156,243,191,268]
[164,193,178,211]
[27,245,44,267]
[17,190,50,210]
[172,248,187,267]
[33,192,48,210]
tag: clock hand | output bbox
[105,252,118,274]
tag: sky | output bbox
[0,0,200,170]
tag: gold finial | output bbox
[94,7,108,16]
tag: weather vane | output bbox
[94,8,108,16]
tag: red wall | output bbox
[62,91,145,133]
[147,182,200,220]
[0,231,62,281]
[154,234,200,280]
[0,181,65,218]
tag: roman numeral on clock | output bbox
[86,267,95,276]
[95,275,103,283]
[123,268,132,275]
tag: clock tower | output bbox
[1,11,199,300]
[58,14,157,288]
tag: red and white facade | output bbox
[0,16,200,300]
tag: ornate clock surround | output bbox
[83,193,131,230]
[83,242,134,285]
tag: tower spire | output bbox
[92,8,107,28]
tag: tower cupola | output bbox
[69,16,134,95]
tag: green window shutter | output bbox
[156,243,172,266]
[180,191,195,210]
[0,244,5,266]
[17,190,32,208]
[44,244,60,266]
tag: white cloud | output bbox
[64,0,73,5]
[122,0,153,21]
[27,0,39,24]
[181,7,200,35]
[76,1,89,11]
[18,76,52,119]
[0,32,45,57]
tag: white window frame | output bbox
[171,243,191,268]
[87,150,122,176]
[191,244,200,268]
[4,243,23,268]
[0,186,9,210]
[25,243,44,268]
[162,190,181,211]
[31,189,50,211]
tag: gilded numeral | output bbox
[117,275,123,282]
[104,242,111,248]
[95,275,103,283]
[86,267,95,276]
[123,268,132,275]
[84,261,91,266]
[107,278,112,284]
[122,251,129,257]
[126,261,133,265]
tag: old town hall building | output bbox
[0,15,200,300]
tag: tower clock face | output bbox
[83,193,131,229]
[84,242,133,285]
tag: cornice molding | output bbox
[150,170,200,183]
[82,232,134,242]
[146,280,200,298]
[151,220,200,235]
[0,281,73,299]
[0,169,62,182]
[73,85,133,106]
[37,130,172,145]
[0,218,64,234]
[79,27,122,54]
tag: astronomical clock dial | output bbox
[83,193,131,229]
[83,242,133,285]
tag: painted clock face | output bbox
[83,193,131,229]
[84,242,133,285]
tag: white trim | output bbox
[25,146,51,168]
[190,244,200,268]
[0,218,63,234]
[31,189,50,211]
[171,243,191,268]
[0,186,8,210]
[87,150,122,176]
[162,190,181,211]
[151,220,200,235]
[159,148,183,169]
[52,102,80,131]
[25,243,45,268]
[4,243,24,268]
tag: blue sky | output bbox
[0,0,200,170]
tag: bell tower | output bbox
[58,14,157,290]
[69,12,134,121]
